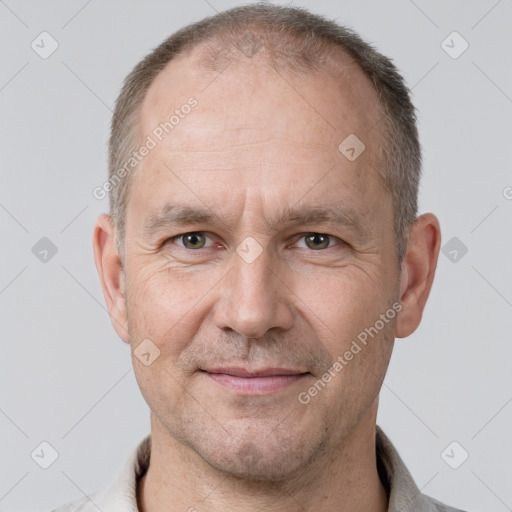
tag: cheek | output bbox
[125,261,224,355]
[289,264,394,345]
[309,311,395,422]
[292,265,397,400]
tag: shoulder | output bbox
[425,493,469,512]
[48,433,150,512]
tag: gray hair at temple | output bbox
[108,3,421,264]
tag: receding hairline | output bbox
[127,33,386,222]
[109,3,421,265]
[138,33,384,135]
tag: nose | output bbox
[212,244,294,339]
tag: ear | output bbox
[92,213,130,343]
[396,213,441,338]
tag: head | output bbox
[94,4,440,481]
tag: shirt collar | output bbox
[94,425,439,512]
[375,425,438,512]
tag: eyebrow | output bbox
[143,202,371,241]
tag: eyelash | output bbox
[165,231,345,251]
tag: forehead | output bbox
[139,42,383,152]
[130,43,389,228]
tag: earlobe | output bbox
[92,213,130,343]
[396,213,441,339]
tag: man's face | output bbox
[122,48,401,480]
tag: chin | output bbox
[190,426,328,482]
[207,446,306,482]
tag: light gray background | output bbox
[1,1,511,511]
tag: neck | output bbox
[137,402,388,512]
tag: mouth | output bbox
[200,367,311,394]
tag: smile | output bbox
[200,368,310,394]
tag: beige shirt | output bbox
[51,425,467,512]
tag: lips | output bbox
[201,367,310,394]
[203,367,307,377]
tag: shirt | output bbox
[50,425,467,512]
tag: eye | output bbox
[165,231,344,252]
[295,233,342,250]
[168,231,214,250]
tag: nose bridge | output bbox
[214,242,293,339]
[234,243,274,301]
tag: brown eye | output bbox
[304,233,332,250]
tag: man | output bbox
[53,3,467,511]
